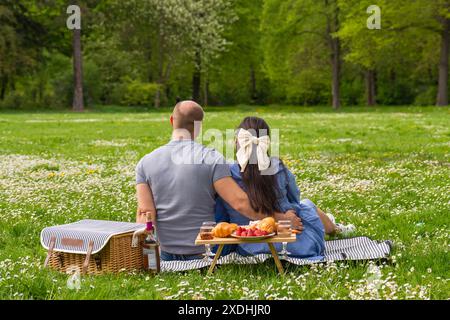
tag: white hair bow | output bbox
[236,128,271,172]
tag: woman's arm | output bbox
[275,163,301,212]
[285,168,301,203]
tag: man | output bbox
[135,100,302,261]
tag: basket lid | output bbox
[40,219,145,254]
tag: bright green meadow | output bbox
[0,106,449,299]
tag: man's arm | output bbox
[214,177,266,221]
[214,177,303,230]
[136,183,156,224]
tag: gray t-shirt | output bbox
[136,140,231,255]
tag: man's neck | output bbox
[171,129,193,141]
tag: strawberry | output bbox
[241,231,247,237]
[235,230,242,236]
[254,230,262,236]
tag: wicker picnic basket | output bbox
[41,220,146,275]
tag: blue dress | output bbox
[214,159,325,260]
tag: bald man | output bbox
[135,101,301,261]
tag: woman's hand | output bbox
[285,210,304,232]
[275,210,304,232]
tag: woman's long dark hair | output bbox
[237,116,280,216]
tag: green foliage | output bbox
[260,0,337,105]
[0,0,449,108]
[121,80,159,107]
[338,0,449,106]
[0,51,72,109]
[413,87,438,106]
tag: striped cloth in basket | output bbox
[41,219,145,254]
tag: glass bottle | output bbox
[142,221,160,273]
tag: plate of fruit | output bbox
[232,226,275,240]
[231,217,277,240]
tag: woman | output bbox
[215,116,355,259]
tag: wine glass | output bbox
[200,221,216,260]
[277,220,292,259]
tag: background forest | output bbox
[0,0,449,110]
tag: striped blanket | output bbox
[161,237,393,272]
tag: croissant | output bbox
[257,217,276,234]
[212,222,238,238]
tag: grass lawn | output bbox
[0,105,449,300]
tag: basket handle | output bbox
[82,241,94,274]
[44,236,56,268]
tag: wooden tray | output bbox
[230,232,276,241]
[195,232,296,245]
[195,232,297,275]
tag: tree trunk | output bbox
[250,66,257,104]
[146,43,153,83]
[192,51,202,103]
[38,75,44,104]
[436,17,449,106]
[72,28,84,112]
[154,88,160,109]
[327,0,341,110]
[331,39,341,110]
[192,70,201,103]
[203,77,209,106]
[153,23,164,109]
[0,76,7,100]
[365,69,376,106]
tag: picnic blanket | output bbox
[161,236,393,272]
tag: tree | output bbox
[66,3,84,112]
[108,0,196,108]
[326,0,342,109]
[67,1,105,111]
[184,0,236,105]
[72,27,84,111]
[339,0,450,106]
[436,1,449,106]
[338,1,390,106]
[0,5,17,100]
[261,0,342,108]
[0,0,49,101]
[209,0,267,105]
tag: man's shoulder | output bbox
[137,144,171,165]
[196,142,223,156]
[194,142,228,165]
